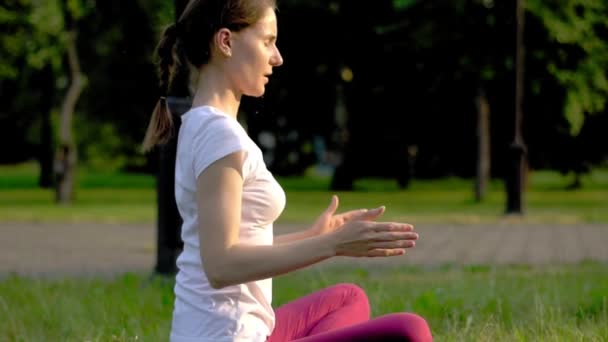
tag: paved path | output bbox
[1,222,607,276]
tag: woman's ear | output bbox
[215,28,232,57]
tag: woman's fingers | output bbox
[338,205,385,222]
[336,209,369,222]
[334,220,418,258]
[367,249,406,257]
[367,240,416,250]
[356,206,385,220]
[371,231,419,242]
[366,222,415,233]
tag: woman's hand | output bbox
[329,221,418,257]
[310,195,385,236]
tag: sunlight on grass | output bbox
[1,263,606,341]
[0,163,607,224]
[0,189,155,223]
[1,163,607,341]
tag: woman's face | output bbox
[226,7,283,97]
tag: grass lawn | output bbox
[1,163,607,341]
[1,263,607,341]
[0,162,607,224]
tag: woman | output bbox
[143,0,432,341]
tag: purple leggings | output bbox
[267,283,432,342]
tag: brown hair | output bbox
[142,0,277,152]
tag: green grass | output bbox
[0,189,155,224]
[1,163,607,340]
[0,163,157,190]
[1,263,607,341]
[1,162,607,224]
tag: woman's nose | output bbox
[271,47,283,67]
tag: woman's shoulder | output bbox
[183,105,230,124]
[181,106,261,177]
[182,106,245,137]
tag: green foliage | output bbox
[2,0,607,176]
[0,0,167,77]
[26,1,64,71]
[527,0,608,135]
[0,0,92,77]
[65,0,94,20]
[393,0,417,11]
[2,0,169,169]
[75,118,128,172]
[145,0,175,35]
[1,2,48,78]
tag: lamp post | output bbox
[155,0,191,275]
[506,0,527,214]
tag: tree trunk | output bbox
[39,64,55,188]
[330,82,354,191]
[475,87,491,202]
[55,28,84,203]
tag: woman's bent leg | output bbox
[293,312,432,342]
[268,283,370,342]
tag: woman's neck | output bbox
[191,65,241,119]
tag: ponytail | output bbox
[142,24,179,152]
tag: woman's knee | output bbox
[387,313,432,342]
[330,283,366,297]
[335,283,369,302]
[326,283,370,317]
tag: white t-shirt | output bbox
[170,106,286,342]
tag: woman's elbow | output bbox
[203,259,233,289]
[208,276,228,289]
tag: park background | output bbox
[1,0,608,341]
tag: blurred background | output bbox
[2,0,606,192]
[2,1,608,340]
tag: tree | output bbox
[1,0,65,185]
[0,0,91,200]
[55,0,89,203]
[527,0,608,136]
[526,0,608,186]
[475,88,491,202]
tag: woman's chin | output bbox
[245,87,266,98]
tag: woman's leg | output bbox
[267,283,370,342]
[293,313,432,342]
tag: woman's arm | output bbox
[273,229,316,244]
[197,152,417,289]
[274,196,385,245]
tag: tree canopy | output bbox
[1,0,606,183]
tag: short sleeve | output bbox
[191,115,250,180]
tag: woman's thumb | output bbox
[360,205,385,220]
[325,195,339,215]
